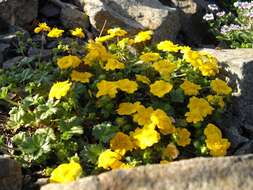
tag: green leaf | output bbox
[59,116,83,140]
[80,144,104,164]
[92,122,119,143]
[35,100,59,121]
[170,88,185,103]
[0,135,4,146]
[53,141,78,163]
[0,86,9,99]
[12,128,56,164]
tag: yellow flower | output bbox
[162,143,179,160]
[97,149,123,170]
[199,52,219,77]
[110,132,134,156]
[134,30,153,43]
[95,35,114,43]
[185,97,214,123]
[206,95,225,108]
[199,61,219,77]
[210,79,232,95]
[152,60,177,78]
[151,109,175,135]
[47,27,64,38]
[119,163,134,169]
[70,28,85,38]
[139,52,160,63]
[135,74,151,84]
[160,160,170,164]
[204,123,222,139]
[206,138,230,157]
[117,102,141,115]
[96,80,118,98]
[71,70,93,83]
[157,40,180,53]
[57,44,70,52]
[133,105,154,126]
[104,58,125,71]
[174,128,191,147]
[117,38,131,49]
[130,125,160,149]
[150,80,173,98]
[83,40,111,65]
[117,79,138,94]
[34,22,51,33]
[107,27,127,37]
[179,45,191,53]
[204,123,230,157]
[57,55,81,69]
[185,109,203,124]
[180,80,201,96]
[183,49,203,68]
[49,161,82,183]
[49,80,72,100]
[183,50,219,77]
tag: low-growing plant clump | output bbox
[203,1,253,48]
[0,23,232,183]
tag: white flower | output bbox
[234,2,253,9]
[234,2,240,8]
[220,25,230,34]
[216,11,225,17]
[203,13,214,21]
[208,4,219,11]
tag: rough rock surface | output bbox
[163,0,209,45]
[204,49,253,153]
[81,0,180,41]
[0,156,22,190]
[41,154,253,190]
[59,2,90,30]
[0,0,38,27]
[0,43,10,65]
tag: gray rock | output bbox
[23,177,48,190]
[165,0,209,45]
[0,156,22,190]
[81,0,180,41]
[2,56,24,69]
[40,2,61,18]
[204,48,253,151]
[244,124,253,139]
[0,26,29,44]
[41,154,253,190]
[0,17,10,34]
[0,0,38,27]
[58,2,90,30]
[234,142,253,155]
[28,48,53,60]
[0,43,10,64]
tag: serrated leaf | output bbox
[92,122,119,143]
[80,144,104,164]
[12,128,55,164]
[59,116,83,140]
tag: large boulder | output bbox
[60,3,90,30]
[0,43,10,65]
[0,156,23,190]
[159,0,209,45]
[41,154,253,190]
[204,49,253,153]
[79,0,180,41]
[0,0,38,27]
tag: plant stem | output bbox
[0,98,18,106]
